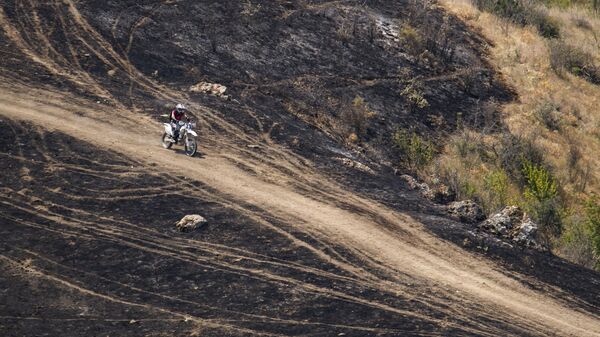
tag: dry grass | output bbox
[442,0,600,195]
[439,0,600,266]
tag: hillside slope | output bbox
[1,1,600,336]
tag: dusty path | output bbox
[1,85,599,336]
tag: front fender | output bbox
[187,130,198,137]
[163,123,173,135]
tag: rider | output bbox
[170,103,189,142]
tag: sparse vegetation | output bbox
[522,160,563,237]
[584,196,600,268]
[548,39,600,83]
[399,23,425,56]
[534,99,562,131]
[484,169,511,212]
[400,80,429,112]
[393,129,435,173]
[336,21,353,43]
[472,0,561,38]
[441,0,600,270]
[340,95,375,142]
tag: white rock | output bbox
[175,214,207,232]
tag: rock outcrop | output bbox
[447,200,485,223]
[399,174,454,203]
[479,206,546,251]
[175,214,207,232]
[189,82,228,99]
[338,157,375,175]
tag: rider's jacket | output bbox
[170,109,186,122]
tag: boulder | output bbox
[175,214,207,232]
[511,217,545,251]
[399,174,454,203]
[479,206,546,251]
[479,206,522,236]
[423,183,455,204]
[189,82,228,98]
[447,200,485,224]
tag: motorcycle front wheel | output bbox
[161,133,173,149]
[184,136,197,157]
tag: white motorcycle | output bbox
[161,120,198,157]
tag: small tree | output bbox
[522,159,562,237]
[393,129,434,173]
[522,160,557,202]
[400,81,429,113]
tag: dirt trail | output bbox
[1,86,599,336]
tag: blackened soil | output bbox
[1,120,533,336]
[1,0,600,335]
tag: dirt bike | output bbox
[161,120,198,157]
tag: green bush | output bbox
[522,159,557,201]
[400,82,429,112]
[522,159,562,237]
[393,129,434,172]
[484,169,510,211]
[498,134,544,185]
[559,218,596,269]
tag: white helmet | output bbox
[175,103,186,112]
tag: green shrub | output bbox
[400,81,429,112]
[560,218,596,269]
[522,159,557,201]
[484,169,510,211]
[522,159,562,237]
[498,134,544,185]
[393,129,434,172]
[461,181,478,199]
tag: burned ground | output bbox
[0,120,532,336]
[1,0,600,336]
[0,0,512,163]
